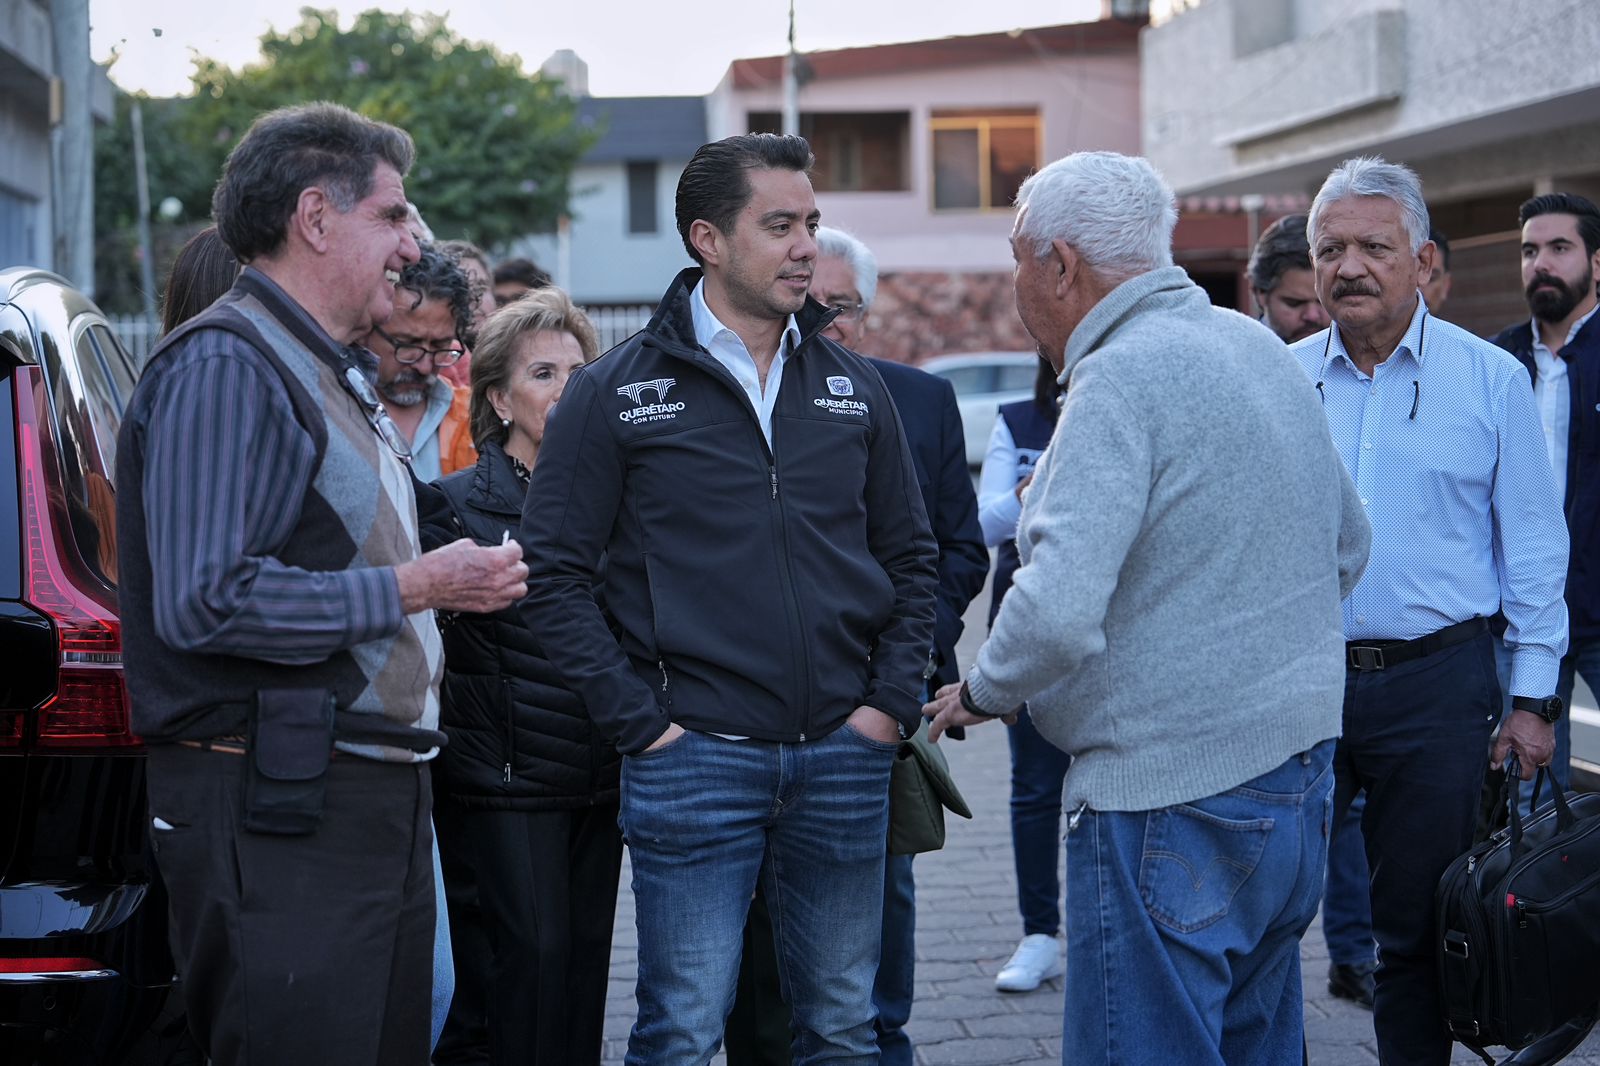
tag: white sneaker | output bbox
[994,933,1064,992]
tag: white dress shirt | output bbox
[1529,304,1597,507]
[690,279,800,446]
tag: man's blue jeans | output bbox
[1496,635,1600,810]
[619,725,896,1065]
[1006,707,1072,936]
[1063,741,1334,1065]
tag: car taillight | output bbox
[13,366,138,749]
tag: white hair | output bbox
[814,226,878,309]
[1308,157,1429,254]
[1013,152,1177,280]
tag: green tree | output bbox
[183,8,593,248]
[94,8,595,308]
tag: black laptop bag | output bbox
[1436,757,1600,1061]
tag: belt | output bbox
[1346,617,1487,672]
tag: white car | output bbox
[917,352,1043,467]
[1573,677,1600,791]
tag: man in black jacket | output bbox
[1491,192,1600,798]
[725,226,988,1066]
[519,134,938,1065]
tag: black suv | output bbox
[0,268,193,1063]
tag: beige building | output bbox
[707,19,1146,363]
[1141,0,1600,336]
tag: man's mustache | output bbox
[1526,273,1569,298]
[1331,282,1380,300]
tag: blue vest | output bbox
[988,398,1058,627]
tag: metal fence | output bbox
[107,303,656,370]
[106,314,162,367]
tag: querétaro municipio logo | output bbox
[617,378,685,424]
[827,376,854,396]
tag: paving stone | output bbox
[915,1036,1044,1065]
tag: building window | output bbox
[747,112,911,193]
[930,109,1040,211]
[626,161,658,235]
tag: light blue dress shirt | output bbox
[1291,295,1569,697]
[690,279,800,446]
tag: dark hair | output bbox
[1429,226,1451,270]
[1246,213,1312,293]
[212,102,415,262]
[1519,193,1600,258]
[160,226,241,336]
[469,286,599,447]
[675,133,814,264]
[395,243,476,347]
[491,257,552,289]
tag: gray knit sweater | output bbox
[965,266,1370,812]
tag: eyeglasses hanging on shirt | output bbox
[1315,310,1426,421]
[336,346,415,464]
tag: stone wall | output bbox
[862,271,1033,364]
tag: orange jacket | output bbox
[438,386,477,476]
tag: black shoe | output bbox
[1327,961,1376,1009]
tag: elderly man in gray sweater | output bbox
[925,152,1371,1065]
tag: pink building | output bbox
[706,20,1144,363]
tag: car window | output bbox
[88,324,138,406]
[50,329,121,587]
[996,363,1037,391]
[934,365,995,397]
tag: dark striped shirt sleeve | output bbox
[141,332,403,664]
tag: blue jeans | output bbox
[1321,791,1375,967]
[873,852,915,1066]
[619,726,896,1065]
[431,820,454,1051]
[1006,707,1072,936]
[1496,635,1599,811]
[1063,741,1334,1065]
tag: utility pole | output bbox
[48,0,94,295]
[131,101,158,322]
[782,0,799,137]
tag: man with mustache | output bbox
[1248,214,1376,1007]
[1292,157,1569,1066]
[1490,193,1600,802]
[518,133,936,1064]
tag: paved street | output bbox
[600,572,1600,1065]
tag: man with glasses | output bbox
[115,103,528,1064]
[362,242,478,480]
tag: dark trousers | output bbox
[433,788,492,1065]
[461,804,623,1066]
[1006,707,1071,936]
[1335,632,1499,1066]
[146,744,435,1066]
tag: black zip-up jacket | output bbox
[423,442,620,809]
[519,268,939,755]
[1492,313,1600,641]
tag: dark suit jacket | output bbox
[870,358,989,689]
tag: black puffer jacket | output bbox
[425,441,620,810]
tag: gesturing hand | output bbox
[396,539,528,615]
[922,682,1015,742]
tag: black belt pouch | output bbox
[243,688,335,835]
